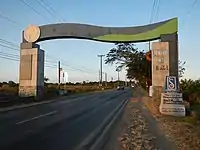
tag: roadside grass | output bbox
[0,85,112,96]
[0,84,113,108]
[182,104,200,125]
[0,86,18,95]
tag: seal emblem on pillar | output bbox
[24,24,41,42]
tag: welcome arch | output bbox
[19,18,178,97]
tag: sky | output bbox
[0,0,200,83]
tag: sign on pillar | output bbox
[152,42,170,87]
[151,42,170,99]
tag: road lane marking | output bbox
[58,97,85,104]
[58,94,103,104]
[15,110,57,125]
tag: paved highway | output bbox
[0,88,132,150]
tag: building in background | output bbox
[63,72,68,83]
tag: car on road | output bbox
[117,85,125,90]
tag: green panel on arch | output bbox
[94,18,177,42]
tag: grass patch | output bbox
[0,84,113,108]
[178,116,200,125]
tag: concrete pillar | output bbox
[19,43,44,98]
[160,33,179,78]
[152,42,170,99]
[151,33,179,100]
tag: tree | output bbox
[179,60,186,78]
[2,82,7,84]
[44,77,49,83]
[105,43,151,89]
[8,81,16,87]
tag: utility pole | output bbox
[63,72,65,83]
[98,69,101,86]
[116,68,121,85]
[117,70,120,85]
[125,77,127,87]
[105,72,107,87]
[58,61,61,90]
[98,55,105,87]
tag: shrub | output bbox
[0,86,18,95]
[180,79,200,104]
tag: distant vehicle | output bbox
[117,85,124,90]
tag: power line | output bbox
[0,40,58,65]
[0,50,98,75]
[0,43,94,74]
[149,0,161,24]
[46,54,97,74]
[0,39,19,48]
[40,0,65,22]
[0,11,23,28]
[0,53,58,69]
[0,55,93,82]
[154,0,160,21]
[0,52,48,63]
[0,52,19,58]
[0,54,96,84]
[0,55,19,62]
[186,0,198,17]
[0,10,95,74]
[181,0,198,28]
[148,0,160,51]
[18,0,52,23]
[150,0,157,24]
[0,6,95,75]
[35,0,64,22]
[0,40,58,64]
[0,43,19,52]
[0,38,98,75]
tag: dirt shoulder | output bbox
[118,97,177,150]
[117,88,200,150]
[144,96,200,150]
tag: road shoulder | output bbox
[117,97,177,150]
[144,96,200,150]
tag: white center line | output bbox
[15,110,57,125]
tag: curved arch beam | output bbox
[23,18,177,43]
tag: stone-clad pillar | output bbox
[151,33,179,100]
[19,43,44,97]
[152,42,170,99]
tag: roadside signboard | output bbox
[162,93,183,105]
[160,92,185,116]
[164,76,178,92]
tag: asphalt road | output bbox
[0,88,132,150]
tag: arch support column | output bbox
[19,43,45,98]
[152,33,179,99]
